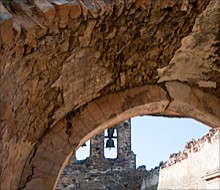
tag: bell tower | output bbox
[74,119,136,167]
[88,118,136,168]
[90,132,104,159]
[116,119,136,168]
[58,120,138,190]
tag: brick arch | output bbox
[17,82,219,189]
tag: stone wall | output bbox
[0,0,219,188]
[57,155,140,190]
[157,128,220,189]
[140,128,220,190]
[138,165,160,190]
[57,125,219,190]
[57,120,141,190]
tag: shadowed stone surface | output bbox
[0,0,219,189]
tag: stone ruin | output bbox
[145,127,220,189]
[57,119,141,190]
[1,0,220,189]
[162,128,219,169]
[57,121,220,190]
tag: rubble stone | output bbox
[0,0,219,189]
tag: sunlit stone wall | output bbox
[157,129,220,189]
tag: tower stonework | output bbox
[57,119,141,190]
[117,119,132,158]
[90,132,104,159]
[117,119,136,169]
[57,123,220,190]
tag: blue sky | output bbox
[131,116,210,170]
[76,116,210,170]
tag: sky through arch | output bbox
[131,116,210,169]
[76,116,210,169]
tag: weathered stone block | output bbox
[13,14,37,46]
[87,102,104,121]
[0,2,13,47]
[94,0,107,17]
[69,0,82,19]
[12,21,21,42]
[34,0,56,22]
[80,20,97,47]
[84,0,99,18]
[52,0,70,28]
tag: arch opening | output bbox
[57,116,218,190]
[1,0,219,189]
[67,116,211,169]
[104,128,117,159]
[15,83,220,190]
[75,140,90,161]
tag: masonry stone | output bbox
[140,128,220,190]
[157,128,220,189]
[0,0,219,189]
[57,123,220,190]
[57,119,140,190]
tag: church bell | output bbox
[106,139,115,148]
[105,127,116,149]
[81,143,87,147]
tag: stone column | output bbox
[90,132,104,158]
[117,119,132,158]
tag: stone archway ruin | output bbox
[0,0,219,189]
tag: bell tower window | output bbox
[104,128,117,158]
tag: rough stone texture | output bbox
[57,120,140,190]
[58,158,140,190]
[90,131,105,159]
[165,81,220,128]
[158,0,220,97]
[139,166,160,190]
[0,0,219,189]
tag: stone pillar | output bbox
[117,119,132,158]
[90,132,104,158]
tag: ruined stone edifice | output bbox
[0,0,219,189]
[157,128,220,189]
[57,119,141,190]
[58,122,220,190]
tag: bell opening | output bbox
[106,139,115,149]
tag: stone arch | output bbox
[17,82,219,189]
[0,0,219,190]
